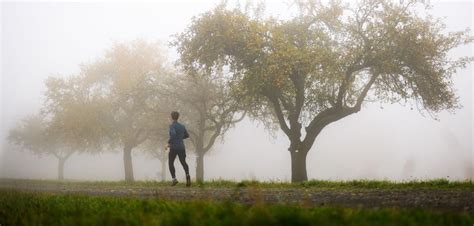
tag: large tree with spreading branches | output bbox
[174,0,473,182]
[81,40,170,182]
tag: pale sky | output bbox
[0,0,472,181]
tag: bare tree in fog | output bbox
[402,158,415,179]
[44,74,110,177]
[174,0,473,182]
[7,73,110,180]
[8,115,75,180]
[141,140,169,181]
[141,120,170,182]
[81,40,170,182]
[162,72,245,182]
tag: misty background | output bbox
[1,0,472,181]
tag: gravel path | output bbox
[1,179,472,213]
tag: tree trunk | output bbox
[58,158,66,181]
[290,149,308,183]
[196,153,204,183]
[123,145,134,182]
[160,158,166,182]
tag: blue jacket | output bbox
[168,121,189,150]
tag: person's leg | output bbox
[177,151,191,187]
[168,150,178,179]
[177,151,189,175]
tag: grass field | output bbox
[3,178,472,189]
[0,179,473,225]
[0,190,473,226]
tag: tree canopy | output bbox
[79,40,171,181]
[174,0,473,182]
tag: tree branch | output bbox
[302,107,359,150]
[353,72,379,109]
[203,125,222,152]
[267,93,291,137]
[290,71,305,122]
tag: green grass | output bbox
[2,178,473,190]
[0,190,472,226]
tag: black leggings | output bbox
[168,149,189,179]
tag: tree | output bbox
[8,115,75,180]
[81,40,169,182]
[43,75,109,154]
[162,72,245,182]
[8,73,109,180]
[174,0,473,182]
[142,138,168,181]
[140,110,171,182]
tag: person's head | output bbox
[171,111,179,121]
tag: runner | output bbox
[166,111,191,187]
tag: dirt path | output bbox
[1,179,472,213]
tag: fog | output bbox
[1,0,472,182]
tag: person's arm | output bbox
[168,124,177,144]
[183,127,189,139]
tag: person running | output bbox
[166,111,191,187]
